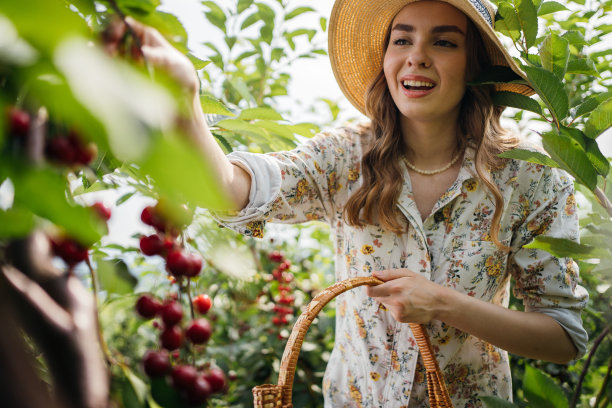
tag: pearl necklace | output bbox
[403,150,463,175]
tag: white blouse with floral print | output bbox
[214,125,589,407]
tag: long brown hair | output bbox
[343,18,519,250]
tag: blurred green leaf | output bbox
[115,0,160,15]
[320,17,328,32]
[201,95,235,116]
[120,360,148,405]
[480,395,520,407]
[0,207,34,238]
[524,236,610,260]
[469,66,529,86]
[285,7,315,21]
[539,33,569,79]
[239,107,283,121]
[237,0,254,13]
[498,148,559,167]
[241,12,260,30]
[492,91,543,115]
[97,259,137,295]
[13,167,105,245]
[138,134,229,210]
[561,30,588,46]
[202,1,227,32]
[585,98,612,139]
[541,130,597,190]
[523,365,570,408]
[67,0,96,15]
[584,138,609,176]
[150,377,191,408]
[574,92,612,119]
[566,58,598,76]
[523,65,569,122]
[538,1,569,15]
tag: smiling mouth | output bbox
[402,80,436,91]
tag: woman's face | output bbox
[383,1,469,124]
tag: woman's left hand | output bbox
[366,269,448,324]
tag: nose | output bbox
[406,43,431,69]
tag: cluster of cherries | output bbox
[136,292,226,405]
[267,251,295,327]
[49,202,111,269]
[6,106,97,167]
[139,203,203,279]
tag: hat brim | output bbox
[328,0,535,116]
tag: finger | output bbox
[366,280,393,298]
[372,268,416,282]
[125,16,168,48]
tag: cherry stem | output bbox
[186,279,195,320]
[85,257,119,366]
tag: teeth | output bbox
[402,80,435,88]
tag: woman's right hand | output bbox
[103,17,200,96]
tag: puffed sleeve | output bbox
[212,127,359,237]
[508,166,589,358]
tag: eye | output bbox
[435,39,457,48]
[392,38,411,46]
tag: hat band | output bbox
[469,0,493,26]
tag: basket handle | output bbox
[253,276,453,408]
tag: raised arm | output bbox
[104,17,251,210]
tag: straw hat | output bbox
[328,0,535,115]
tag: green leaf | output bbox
[320,17,328,32]
[523,236,610,260]
[138,135,229,210]
[492,91,543,115]
[237,0,254,13]
[202,1,227,32]
[498,148,559,167]
[96,259,137,295]
[150,377,190,408]
[585,138,609,176]
[116,192,135,206]
[0,207,34,238]
[539,34,569,79]
[216,119,268,138]
[285,7,315,21]
[480,395,520,408]
[239,107,283,121]
[260,24,273,44]
[566,58,598,76]
[585,98,612,139]
[289,123,319,138]
[538,1,569,15]
[541,130,597,190]
[574,92,612,119]
[13,167,105,246]
[120,358,148,405]
[115,0,160,15]
[516,0,539,48]
[561,30,588,47]
[256,3,275,27]
[226,77,256,105]
[200,95,235,116]
[496,2,522,42]
[523,65,569,122]
[241,12,260,30]
[523,365,570,408]
[468,66,529,86]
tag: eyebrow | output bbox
[391,23,465,35]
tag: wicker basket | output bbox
[253,276,453,407]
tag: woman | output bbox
[119,0,588,405]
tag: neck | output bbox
[399,115,461,167]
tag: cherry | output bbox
[166,249,190,277]
[91,202,111,221]
[135,294,162,319]
[268,251,284,263]
[142,350,171,377]
[74,142,97,165]
[186,319,212,344]
[46,137,77,164]
[161,301,183,326]
[205,367,226,393]
[160,325,183,350]
[171,365,197,391]
[187,376,212,404]
[278,260,291,271]
[184,253,202,277]
[7,107,30,135]
[141,205,167,232]
[193,294,212,314]
[51,237,89,266]
[139,234,164,256]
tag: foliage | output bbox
[0,0,610,407]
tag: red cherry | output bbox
[161,301,183,326]
[91,202,111,221]
[272,316,282,326]
[142,350,170,377]
[160,325,183,350]
[186,319,212,344]
[267,251,284,263]
[8,107,30,135]
[141,205,166,231]
[135,294,162,319]
[46,137,77,165]
[205,367,226,393]
[139,234,164,256]
[163,236,176,251]
[52,237,88,266]
[166,249,190,277]
[278,260,290,271]
[171,365,197,391]
[193,294,212,314]
[184,253,203,277]
[141,206,155,226]
[187,376,212,404]
[75,143,97,165]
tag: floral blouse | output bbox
[215,125,589,407]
